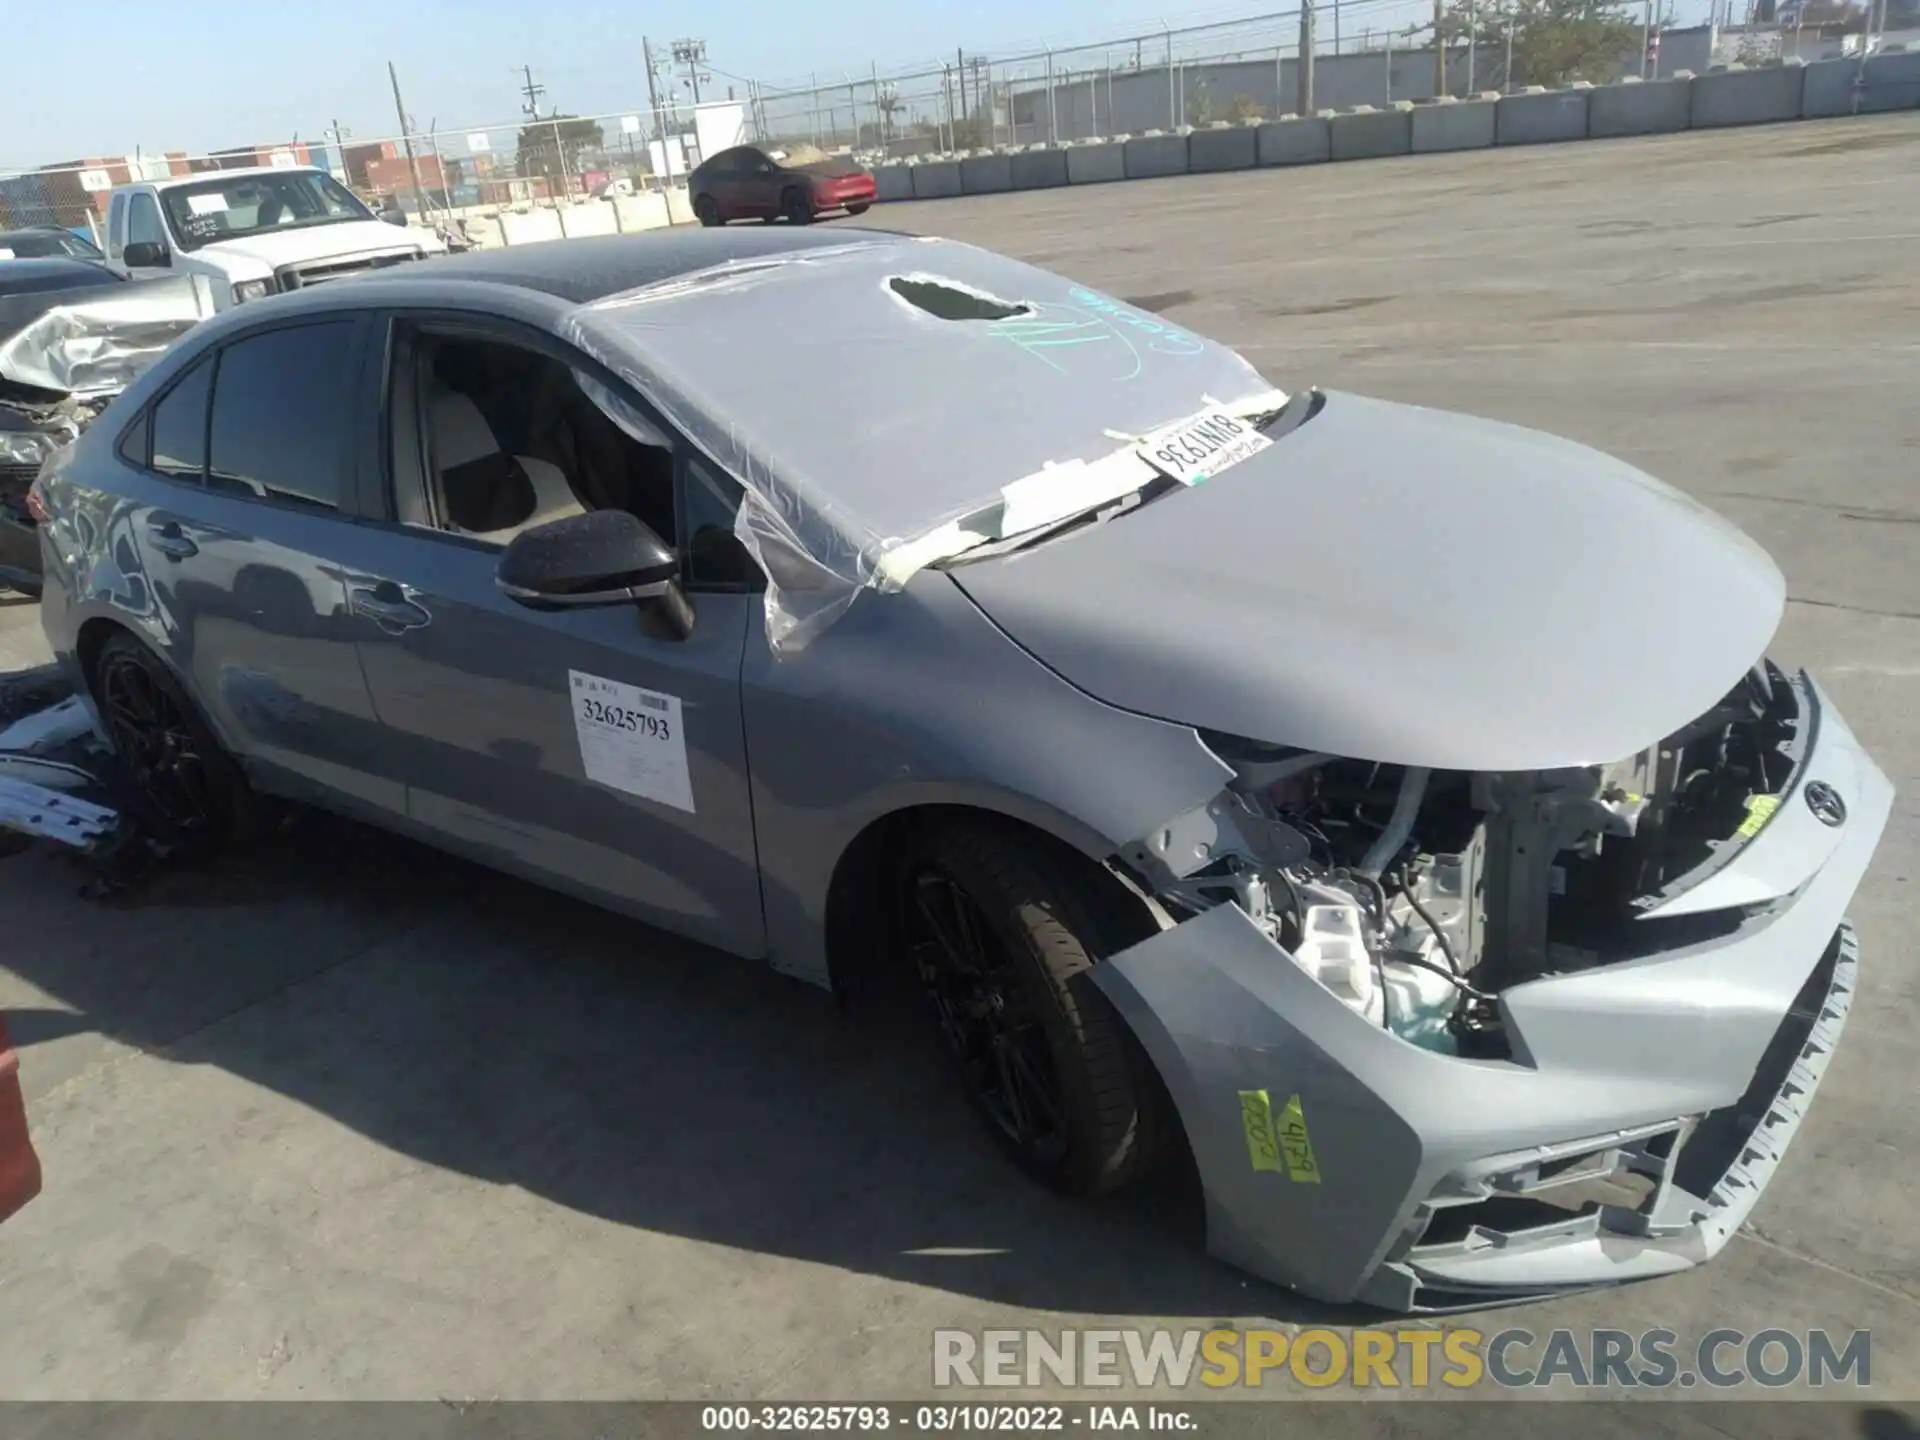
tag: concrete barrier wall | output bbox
[1863,50,1920,113]
[1124,132,1192,179]
[665,188,696,224]
[1496,85,1593,145]
[1067,140,1128,184]
[1328,104,1413,161]
[464,214,506,249]
[612,193,670,232]
[911,160,964,199]
[1411,96,1498,153]
[559,203,619,239]
[1010,148,1070,189]
[500,208,565,246]
[959,152,1014,194]
[1257,115,1331,165]
[875,166,915,202]
[1588,75,1694,136]
[1188,123,1259,172]
[1690,62,1806,128]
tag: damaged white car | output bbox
[24,229,1892,1310]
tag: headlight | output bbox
[232,279,273,304]
[0,432,55,468]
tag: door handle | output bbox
[146,519,198,560]
[349,581,432,633]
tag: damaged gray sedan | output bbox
[26,230,1891,1310]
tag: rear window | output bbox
[149,360,212,478]
[207,321,358,510]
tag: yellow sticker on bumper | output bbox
[1239,1089,1283,1173]
[1238,1089,1321,1183]
[1277,1094,1322,1184]
[1737,793,1782,839]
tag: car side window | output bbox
[106,194,127,260]
[127,194,165,251]
[683,455,763,591]
[148,359,214,478]
[206,322,358,511]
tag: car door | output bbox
[701,148,744,219]
[338,314,767,958]
[739,152,783,217]
[116,315,402,817]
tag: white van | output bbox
[103,166,446,310]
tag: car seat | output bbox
[425,383,582,542]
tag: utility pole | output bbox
[1298,0,1317,115]
[387,62,431,224]
[1642,0,1654,77]
[1434,0,1448,96]
[642,37,667,179]
[327,119,351,182]
[672,38,709,107]
[957,48,969,127]
[1467,0,1478,90]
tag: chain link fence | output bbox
[743,0,1479,157]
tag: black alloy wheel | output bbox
[90,632,261,854]
[908,865,1071,1163]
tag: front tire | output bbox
[782,188,815,225]
[694,194,722,227]
[898,820,1168,1196]
[90,632,261,857]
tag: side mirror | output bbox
[496,510,694,637]
[122,241,169,268]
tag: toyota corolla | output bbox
[26,229,1891,1310]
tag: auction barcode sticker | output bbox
[569,671,695,813]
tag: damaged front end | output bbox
[0,276,216,593]
[1093,663,1890,1310]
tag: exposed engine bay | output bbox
[1121,662,1806,1058]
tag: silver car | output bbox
[30,229,1892,1311]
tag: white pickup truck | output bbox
[103,166,446,310]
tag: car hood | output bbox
[194,220,436,271]
[950,391,1785,772]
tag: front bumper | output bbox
[1092,673,1891,1310]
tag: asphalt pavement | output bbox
[0,115,1915,1419]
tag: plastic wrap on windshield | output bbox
[0,275,216,398]
[561,236,1274,654]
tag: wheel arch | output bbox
[820,797,1159,1005]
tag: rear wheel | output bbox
[897,820,1168,1196]
[90,632,261,857]
[782,188,814,225]
[846,202,871,215]
[694,194,722,227]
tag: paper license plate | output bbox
[1136,409,1271,486]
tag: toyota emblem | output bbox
[1804,781,1847,828]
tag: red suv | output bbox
[690,143,877,227]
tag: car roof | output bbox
[123,166,323,189]
[351,227,916,305]
[0,257,121,297]
[0,227,75,240]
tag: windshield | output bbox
[768,142,831,167]
[563,236,1279,652]
[0,231,101,260]
[160,171,374,252]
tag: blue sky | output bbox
[11,0,1487,166]
[10,0,1718,168]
